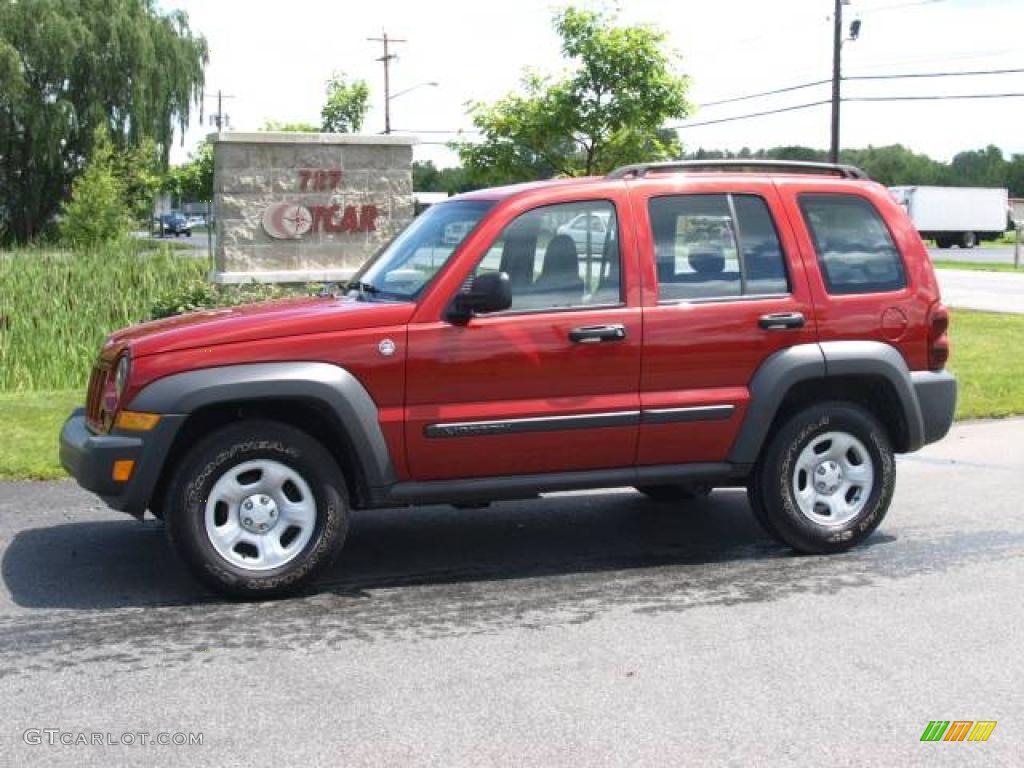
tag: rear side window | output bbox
[799,194,906,294]
[647,194,789,301]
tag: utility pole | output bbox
[368,30,406,134]
[830,0,843,164]
[204,90,234,132]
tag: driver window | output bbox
[470,201,621,311]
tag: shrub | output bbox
[149,280,312,319]
[59,129,132,247]
[0,244,205,390]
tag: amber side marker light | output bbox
[114,411,161,431]
[112,460,135,483]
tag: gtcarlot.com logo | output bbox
[23,729,203,747]
[920,720,997,742]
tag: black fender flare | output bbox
[130,362,397,491]
[728,341,925,464]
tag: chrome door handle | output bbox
[758,312,805,330]
[569,324,627,343]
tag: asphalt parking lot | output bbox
[1,418,1021,767]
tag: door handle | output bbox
[758,312,805,330]
[569,324,627,343]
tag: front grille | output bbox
[85,365,107,431]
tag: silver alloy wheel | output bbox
[204,459,317,571]
[791,430,875,527]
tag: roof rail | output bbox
[606,159,870,180]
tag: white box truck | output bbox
[888,186,1009,249]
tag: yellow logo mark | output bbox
[967,721,997,742]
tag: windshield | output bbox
[349,200,495,300]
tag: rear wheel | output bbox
[960,231,977,249]
[935,237,952,249]
[165,420,349,598]
[751,402,895,553]
[635,483,712,503]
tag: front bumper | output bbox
[60,408,185,517]
[910,370,957,446]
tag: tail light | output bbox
[928,302,950,371]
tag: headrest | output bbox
[688,248,725,275]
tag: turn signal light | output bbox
[112,460,135,483]
[114,411,161,431]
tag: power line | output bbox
[846,92,1024,102]
[696,65,1024,110]
[669,101,833,130]
[857,0,945,15]
[846,67,1024,81]
[698,79,830,108]
[672,92,1024,131]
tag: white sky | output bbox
[162,0,1024,168]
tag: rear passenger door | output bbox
[632,180,818,466]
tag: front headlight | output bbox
[114,355,130,399]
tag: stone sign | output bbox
[211,131,416,283]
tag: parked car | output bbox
[157,212,192,237]
[60,160,957,598]
[556,210,612,254]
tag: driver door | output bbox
[404,195,643,481]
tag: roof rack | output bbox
[606,159,870,180]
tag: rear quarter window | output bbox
[799,194,906,295]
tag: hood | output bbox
[109,295,416,358]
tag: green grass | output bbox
[933,260,1023,273]
[1,310,1020,481]
[0,243,207,391]
[949,310,1024,419]
[0,390,80,480]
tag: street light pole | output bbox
[830,0,843,164]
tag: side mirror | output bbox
[448,271,512,322]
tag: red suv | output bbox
[60,160,957,598]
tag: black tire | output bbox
[746,473,786,544]
[164,420,349,599]
[960,231,976,249]
[635,483,712,503]
[751,401,895,554]
[935,237,952,249]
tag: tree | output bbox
[1007,155,1024,199]
[412,160,474,195]
[950,145,1007,188]
[0,0,206,243]
[163,139,214,205]
[114,138,165,225]
[321,73,370,133]
[59,128,131,247]
[260,120,319,133]
[456,7,690,183]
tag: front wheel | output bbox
[960,231,976,249]
[751,402,895,554]
[164,420,349,598]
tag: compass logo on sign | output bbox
[262,203,313,240]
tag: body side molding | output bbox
[378,462,743,506]
[130,362,396,490]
